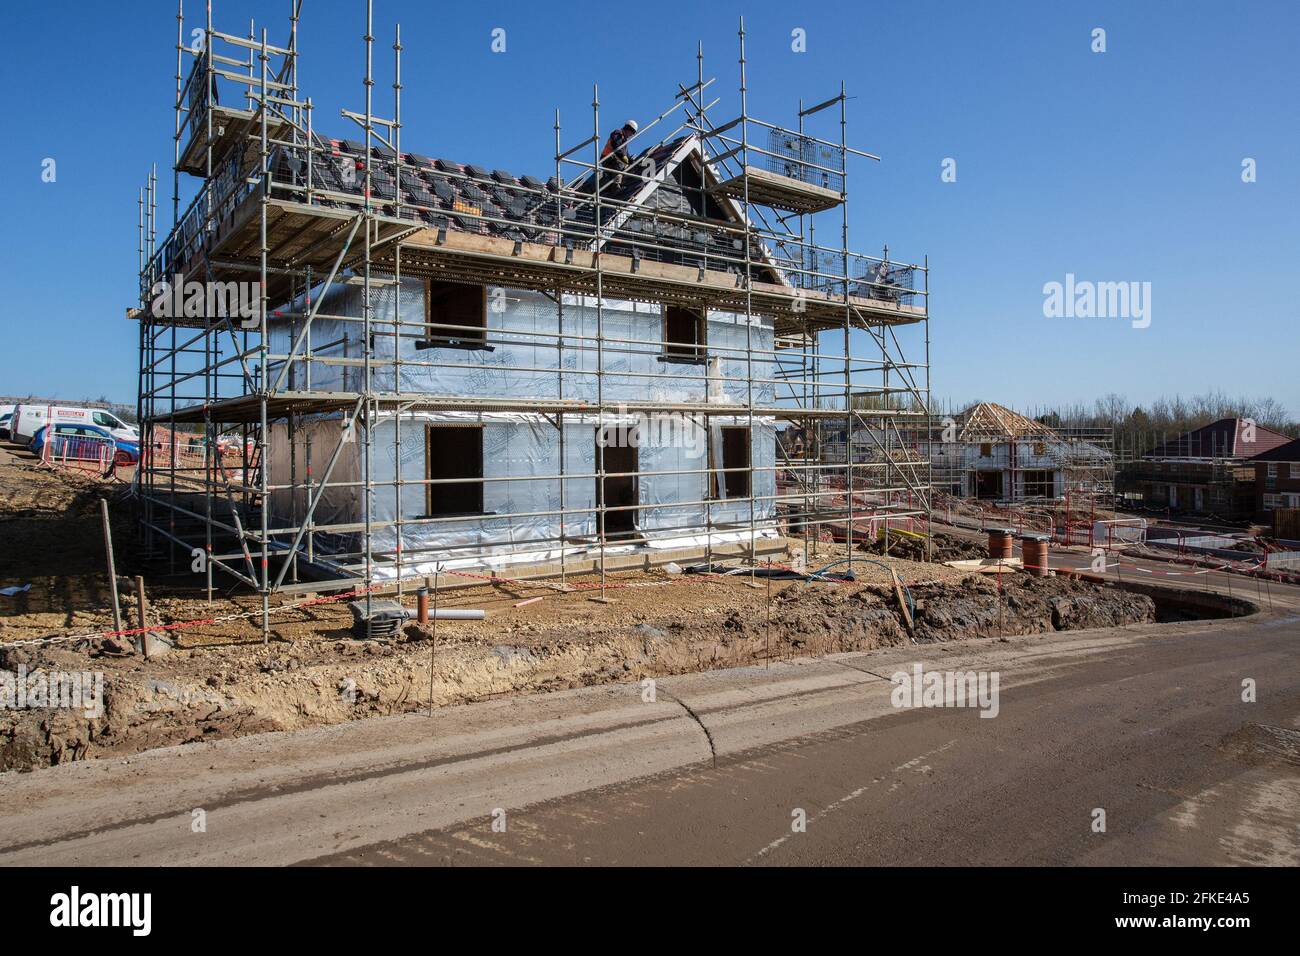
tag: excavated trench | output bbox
[0,572,1248,772]
[1100,577,1255,623]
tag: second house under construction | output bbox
[135,2,933,631]
[930,403,1114,505]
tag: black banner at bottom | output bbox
[0,865,1285,942]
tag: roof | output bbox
[1247,437,1300,463]
[1143,418,1292,460]
[957,403,1058,442]
[281,137,561,243]
[273,134,784,283]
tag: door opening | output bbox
[974,471,1003,500]
[597,432,638,539]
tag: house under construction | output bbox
[133,1,933,635]
[929,403,1114,506]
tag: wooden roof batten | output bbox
[957,402,1059,442]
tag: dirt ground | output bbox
[864,529,988,563]
[0,444,1156,771]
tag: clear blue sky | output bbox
[2,0,1296,414]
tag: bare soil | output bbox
[864,529,988,563]
[0,444,1155,771]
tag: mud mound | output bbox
[712,585,907,654]
[865,531,987,563]
[909,574,1155,642]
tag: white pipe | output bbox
[405,608,485,621]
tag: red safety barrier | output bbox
[41,434,114,475]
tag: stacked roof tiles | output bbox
[270,135,771,278]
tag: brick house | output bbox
[1252,439,1300,521]
[1125,418,1291,519]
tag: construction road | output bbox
[1,566,1297,867]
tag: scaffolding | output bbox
[135,1,933,638]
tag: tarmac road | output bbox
[1,576,1297,867]
[312,599,1300,866]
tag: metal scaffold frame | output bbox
[135,1,933,639]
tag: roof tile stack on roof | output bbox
[266,133,780,279]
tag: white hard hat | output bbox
[623,119,639,132]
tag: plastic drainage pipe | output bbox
[430,609,485,621]
[404,608,485,621]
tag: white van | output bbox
[11,405,139,445]
[10,404,51,443]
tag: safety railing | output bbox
[764,128,845,192]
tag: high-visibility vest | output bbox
[601,129,628,160]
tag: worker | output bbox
[599,119,639,189]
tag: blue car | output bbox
[30,423,141,465]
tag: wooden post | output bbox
[765,558,772,667]
[134,575,149,630]
[427,564,441,718]
[100,498,123,635]
[890,568,915,640]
